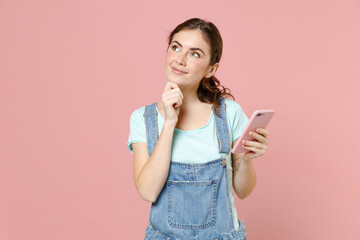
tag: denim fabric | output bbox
[143,97,247,240]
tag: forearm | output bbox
[137,121,176,202]
[232,156,257,199]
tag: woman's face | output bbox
[164,29,217,89]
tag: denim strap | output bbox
[213,97,232,155]
[143,102,158,156]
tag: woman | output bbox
[127,18,269,240]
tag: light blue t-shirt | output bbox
[127,98,249,163]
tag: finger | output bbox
[170,88,183,99]
[173,96,182,108]
[168,85,183,99]
[249,131,268,144]
[256,128,269,137]
[164,82,172,91]
[242,139,267,150]
[164,81,178,92]
[170,96,182,108]
[163,96,179,107]
[168,81,179,90]
[241,145,260,154]
[163,88,182,99]
[242,145,264,156]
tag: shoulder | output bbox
[223,97,244,113]
[130,100,157,117]
[129,101,158,123]
[222,97,249,141]
[222,97,248,125]
[130,106,146,120]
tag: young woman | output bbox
[127,18,270,240]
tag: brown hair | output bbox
[167,18,235,117]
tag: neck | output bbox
[178,85,202,110]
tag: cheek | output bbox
[165,51,176,62]
[190,61,209,73]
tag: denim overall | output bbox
[143,97,247,240]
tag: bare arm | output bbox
[132,81,183,203]
[231,128,269,199]
[231,141,257,200]
[133,121,176,203]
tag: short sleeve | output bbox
[230,101,249,142]
[127,107,147,154]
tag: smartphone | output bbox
[231,109,275,154]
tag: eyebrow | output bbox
[170,40,206,56]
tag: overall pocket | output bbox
[166,179,218,229]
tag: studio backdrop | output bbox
[0,0,359,239]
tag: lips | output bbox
[171,67,188,74]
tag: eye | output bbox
[192,52,200,58]
[171,45,180,51]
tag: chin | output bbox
[166,74,182,83]
[168,78,182,85]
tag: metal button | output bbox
[221,159,226,167]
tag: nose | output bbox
[176,52,186,65]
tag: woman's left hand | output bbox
[241,128,269,161]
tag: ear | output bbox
[204,63,219,78]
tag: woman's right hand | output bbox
[161,81,183,124]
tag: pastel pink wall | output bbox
[1,0,359,239]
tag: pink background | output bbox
[1,0,359,239]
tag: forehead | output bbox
[172,29,210,52]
